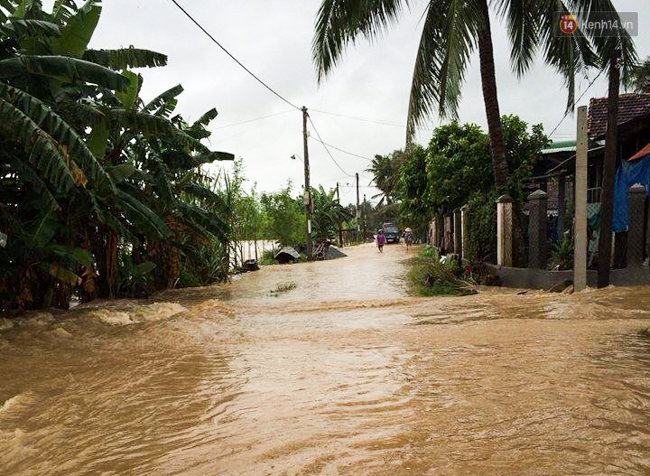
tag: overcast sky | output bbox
[46,0,650,205]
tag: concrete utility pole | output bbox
[355,173,360,242]
[302,106,312,260]
[363,193,368,239]
[574,105,588,292]
[336,182,343,247]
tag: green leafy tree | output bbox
[260,183,304,246]
[310,185,353,241]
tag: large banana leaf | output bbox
[1,153,60,210]
[115,188,171,238]
[1,84,112,187]
[142,84,183,114]
[192,108,218,127]
[40,262,80,286]
[44,243,93,267]
[0,96,85,191]
[0,55,130,91]
[51,0,77,24]
[115,70,139,109]
[108,108,174,136]
[0,18,60,38]
[83,47,167,70]
[50,0,100,58]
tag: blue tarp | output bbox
[613,154,650,231]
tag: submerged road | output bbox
[1,243,650,475]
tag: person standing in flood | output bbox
[376,229,386,253]
[404,227,414,251]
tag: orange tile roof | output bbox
[588,93,650,138]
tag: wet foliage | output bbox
[406,247,477,297]
[0,0,234,313]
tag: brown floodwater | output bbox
[1,244,650,475]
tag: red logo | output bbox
[560,14,577,34]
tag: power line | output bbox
[213,110,295,130]
[548,69,605,138]
[311,108,435,131]
[307,115,354,177]
[168,0,301,111]
[309,137,374,161]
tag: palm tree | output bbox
[626,56,650,93]
[366,150,404,205]
[312,0,635,189]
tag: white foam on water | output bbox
[0,318,13,332]
[49,328,73,338]
[19,312,54,327]
[92,302,187,326]
[0,393,34,414]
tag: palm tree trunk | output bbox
[597,49,621,287]
[477,0,508,188]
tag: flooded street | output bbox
[1,244,650,475]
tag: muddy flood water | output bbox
[1,244,650,475]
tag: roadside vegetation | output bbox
[365,115,547,264]
[0,0,351,315]
[406,247,476,297]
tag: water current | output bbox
[1,244,650,475]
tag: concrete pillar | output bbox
[435,215,444,249]
[528,189,548,269]
[453,208,462,257]
[574,106,588,291]
[557,174,566,239]
[496,195,513,267]
[461,205,469,260]
[444,214,453,253]
[627,184,646,267]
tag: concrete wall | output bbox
[486,263,650,289]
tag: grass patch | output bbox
[269,281,297,297]
[406,247,477,297]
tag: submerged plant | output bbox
[407,247,477,297]
[549,238,574,271]
[269,282,297,297]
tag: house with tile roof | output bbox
[525,92,650,246]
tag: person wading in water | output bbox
[376,229,386,253]
[404,227,414,251]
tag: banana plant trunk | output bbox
[92,227,118,299]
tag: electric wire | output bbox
[548,69,606,138]
[168,0,301,111]
[309,137,374,161]
[311,108,435,131]
[213,110,295,130]
[307,115,354,177]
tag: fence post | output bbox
[557,174,566,239]
[627,184,646,267]
[435,215,443,249]
[496,195,513,267]
[528,189,548,269]
[574,106,588,291]
[453,208,462,257]
[461,204,469,260]
[442,214,452,253]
